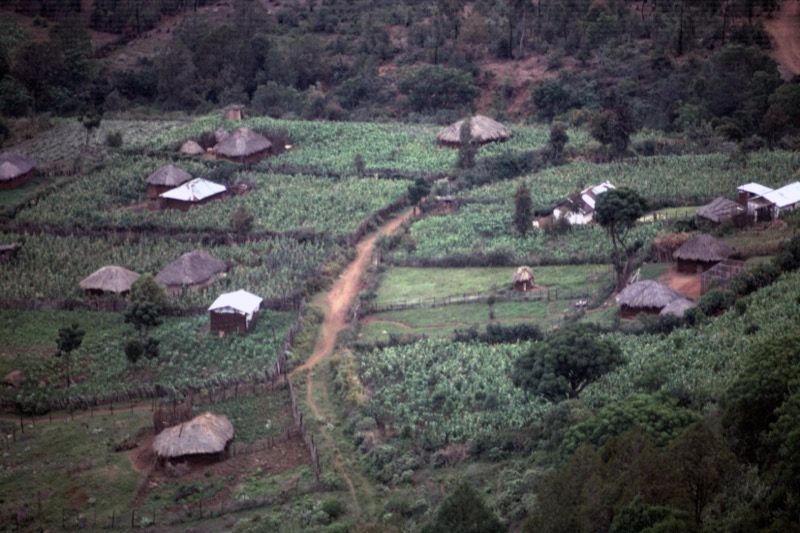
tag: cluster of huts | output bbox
[79,250,262,334]
[178,126,272,165]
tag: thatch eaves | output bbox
[513,266,534,283]
[214,128,271,158]
[152,412,234,458]
[156,250,227,286]
[436,115,512,146]
[0,152,35,181]
[696,197,744,223]
[660,298,696,318]
[79,265,140,294]
[179,140,204,155]
[615,280,684,309]
[673,234,734,262]
[146,164,193,187]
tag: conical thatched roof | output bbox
[673,234,734,262]
[214,127,271,158]
[660,297,696,318]
[615,280,684,309]
[156,250,226,286]
[146,164,193,187]
[437,115,512,146]
[0,152,36,181]
[179,140,204,155]
[696,197,744,223]
[79,265,140,294]
[152,412,233,458]
[513,266,534,283]
[213,129,231,145]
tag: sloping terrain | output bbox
[763,0,800,79]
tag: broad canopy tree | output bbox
[513,323,625,402]
[594,187,648,291]
[55,323,85,388]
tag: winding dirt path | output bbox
[764,0,800,79]
[289,208,412,510]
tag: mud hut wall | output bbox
[160,194,225,211]
[0,169,35,190]
[619,305,662,318]
[164,277,218,298]
[216,149,270,165]
[210,311,248,333]
[514,280,534,292]
[677,259,717,274]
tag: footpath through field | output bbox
[290,208,413,513]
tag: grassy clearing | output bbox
[0,409,149,528]
[373,265,612,307]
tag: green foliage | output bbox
[696,289,736,317]
[397,64,480,114]
[513,181,533,236]
[231,205,254,234]
[610,496,687,533]
[455,119,477,170]
[129,273,168,309]
[407,177,431,206]
[588,106,637,155]
[124,301,163,340]
[594,187,648,290]
[421,482,505,533]
[104,129,123,148]
[55,322,85,387]
[547,122,569,163]
[560,393,700,458]
[514,323,625,402]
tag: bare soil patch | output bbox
[763,1,800,79]
[657,264,701,300]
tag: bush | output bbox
[322,498,346,519]
[105,130,123,148]
[697,289,736,316]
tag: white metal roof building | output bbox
[762,181,800,210]
[736,182,774,197]
[208,289,263,333]
[159,178,226,203]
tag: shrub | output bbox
[322,498,346,519]
[105,130,123,148]
[697,289,736,316]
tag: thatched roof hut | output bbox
[213,127,271,164]
[696,197,744,224]
[0,152,36,190]
[146,164,193,199]
[179,140,204,155]
[156,250,227,296]
[513,266,535,292]
[660,298,696,318]
[673,234,734,274]
[152,412,234,459]
[437,115,512,146]
[79,265,140,296]
[616,280,684,317]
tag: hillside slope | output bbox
[763,0,800,79]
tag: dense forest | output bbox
[0,0,799,149]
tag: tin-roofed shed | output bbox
[159,178,227,211]
[208,289,263,333]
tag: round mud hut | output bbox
[437,115,512,147]
[179,140,204,156]
[152,412,234,462]
[0,152,36,190]
[213,127,271,164]
[513,266,535,292]
[156,250,227,296]
[696,197,744,225]
[145,164,193,200]
[79,265,140,297]
[615,280,685,318]
[672,234,735,274]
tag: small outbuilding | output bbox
[208,289,263,334]
[79,265,140,297]
[159,178,227,211]
[223,104,246,121]
[179,140,204,156]
[156,250,227,296]
[660,297,696,319]
[696,197,745,225]
[146,164,193,199]
[513,266,535,292]
[152,412,234,461]
[437,115,512,146]
[213,127,271,164]
[615,280,685,318]
[761,181,800,220]
[672,234,735,274]
[0,152,36,190]
[737,182,775,221]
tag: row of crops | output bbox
[1,308,296,406]
[138,114,590,175]
[359,338,546,448]
[8,153,411,238]
[0,232,339,304]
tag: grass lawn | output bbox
[0,174,54,211]
[373,265,612,307]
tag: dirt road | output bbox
[764,0,800,79]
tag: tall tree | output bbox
[594,188,648,291]
[513,181,533,236]
[421,482,505,533]
[513,323,625,402]
[456,118,477,170]
[55,323,85,388]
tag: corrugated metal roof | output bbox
[208,289,262,314]
[762,181,800,208]
[737,182,773,196]
[159,178,226,202]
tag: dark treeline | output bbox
[1,0,799,148]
